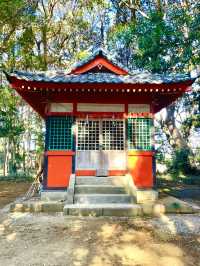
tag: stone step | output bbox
[74,194,133,204]
[75,185,126,194]
[76,176,126,186]
[63,203,142,217]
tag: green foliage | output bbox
[133,12,172,73]
[109,4,200,73]
[0,86,24,138]
[109,1,200,174]
[0,0,199,179]
[155,151,165,162]
[165,148,199,180]
[0,86,25,175]
[171,148,191,175]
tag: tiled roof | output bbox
[70,48,130,73]
[6,70,194,85]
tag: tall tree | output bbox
[108,0,200,171]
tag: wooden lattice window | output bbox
[77,120,100,150]
[47,116,73,150]
[127,118,152,150]
[102,120,125,150]
[77,119,125,151]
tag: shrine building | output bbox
[5,49,197,204]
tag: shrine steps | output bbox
[63,203,142,217]
[75,176,126,186]
[10,172,197,216]
[74,194,133,204]
[64,175,141,217]
[75,185,126,194]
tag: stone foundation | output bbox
[132,189,158,204]
[41,190,67,201]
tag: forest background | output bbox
[0,0,200,180]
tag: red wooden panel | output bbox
[108,170,127,176]
[47,154,72,188]
[76,170,96,176]
[128,151,154,188]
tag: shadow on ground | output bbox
[0,212,200,266]
[0,181,30,208]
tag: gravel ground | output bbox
[0,181,30,208]
[151,214,200,235]
[0,210,200,266]
[1,181,200,266]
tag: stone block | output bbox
[29,202,43,212]
[103,205,142,217]
[23,203,32,212]
[42,202,64,212]
[153,204,166,216]
[41,191,67,201]
[76,176,125,186]
[141,203,166,216]
[10,203,24,212]
[75,185,125,194]
[141,203,154,215]
[160,196,195,214]
[10,202,44,213]
[65,205,102,216]
[74,194,133,204]
[66,174,75,204]
[134,189,158,204]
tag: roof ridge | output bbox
[70,47,130,74]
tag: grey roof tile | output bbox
[7,70,194,85]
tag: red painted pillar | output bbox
[128,151,154,188]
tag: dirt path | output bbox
[0,181,30,208]
[0,212,200,266]
[0,182,200,266]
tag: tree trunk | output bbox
[165,103,189,150]
[41,24,48,70]
[155,0,162,13]
[3,138,9,176]
[10,138,17,175]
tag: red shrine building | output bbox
[5,49,197,204]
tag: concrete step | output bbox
[74,194,133,204]
[76,176,126,186]
[63,203,142,217]
[75,185,126,194]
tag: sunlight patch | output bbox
[10,212,28,219]
[150,243,183,257]
[73,247,89,261]
[0,224,5,235]
[6,232,17,241]
[159,256,184,266]
[160,215,177,234]
[108,244,159,265]
[97,224,119,239]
